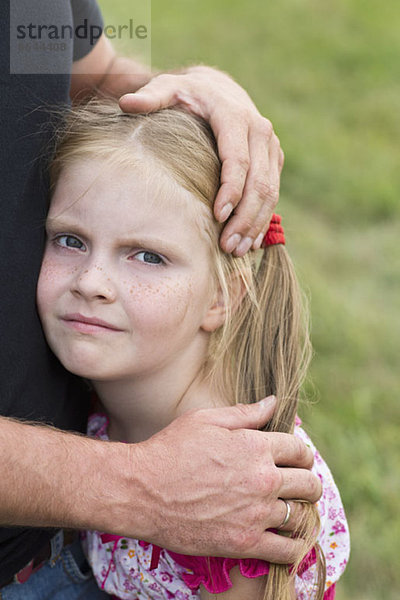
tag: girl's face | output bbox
[37,158,218,383]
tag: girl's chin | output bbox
[59,358,117,381]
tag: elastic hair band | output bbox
[262,213,285,247]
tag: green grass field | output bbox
[98,1,400,597]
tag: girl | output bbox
[37,102,349,600]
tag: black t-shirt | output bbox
[0,0,103,584]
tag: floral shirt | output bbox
[82,414,350,600]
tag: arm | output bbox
[70,35,284,257]
[70,35,151,100]
[0,400,320,562]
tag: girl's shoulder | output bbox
[294,419,350,594]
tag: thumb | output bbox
[119,80,177,114]
[119,90,163,113]
[195,396,276,430]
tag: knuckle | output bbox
[235,215,256,233]
[272,466,284,493]
[251,212,271,235]
[282,542,299,564]
[184,407,200,419]
[258,117,274,139]
[235,154,251,174]
[308,472,322,500]
[221,183,243,207]
[263,464,283,495]
[230,183,246,203]
[272,133,280,146]
[253,178,279,201]
[182,406,209,424]
[233,402,253,418]
[245,503,264,526]
[233,529,258,555]
[294,436,310,465]
[154,73,175,87]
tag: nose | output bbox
[72,262,116,303]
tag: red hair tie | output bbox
[262,213,285,247]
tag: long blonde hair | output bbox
[49,99,326,599]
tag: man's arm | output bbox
[69,35,151,100]
[70,36,284,257]
[0,400,320,562]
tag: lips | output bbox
[61,313,123,333]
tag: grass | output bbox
[98,1,400,597]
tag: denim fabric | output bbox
[0,538,109,600]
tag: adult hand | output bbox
[0,400,320,565]
[119,66,284,257]
[123,397,321,563]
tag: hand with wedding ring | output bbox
[277,498,292,530]
[131,396,322,564]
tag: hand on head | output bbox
[119,66,284,256]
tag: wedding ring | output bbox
[277,498,291,529]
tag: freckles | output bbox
[39,261,59,282]
[126,278,193,319]
[128,282,162,298]
[39,259,78,286]
[39,265,55,281]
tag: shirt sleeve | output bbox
[70,0,104,61]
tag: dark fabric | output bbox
[0,0,103,586]
[71,0,106,61]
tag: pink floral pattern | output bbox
[83,414,350,599]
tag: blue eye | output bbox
[56,235,85,250]
[135,251,164,265]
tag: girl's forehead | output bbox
[50,156,217,246]
[56,156,196,207]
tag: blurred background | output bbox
[98,1,400,598]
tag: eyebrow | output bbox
[46,217,87,236]
[46,217,187,256]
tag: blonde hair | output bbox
[49,99,325,600]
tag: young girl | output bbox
[37,102,349,600]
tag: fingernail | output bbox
[219,202,233,222]
[259,395,276,409]
[235,236,253,256]
[225,233,242,253]
[253,233,264,250]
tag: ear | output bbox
[200,273,248,333]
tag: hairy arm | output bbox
[0,401,320,561]
[0,416,131,533]
[70,35,151,100]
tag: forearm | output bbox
[96,59,202,100]
[0,403,321,562]
[70,35,152,101]
[94,54,153,99]
[70,36,218,103]
[0,416,151,538]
